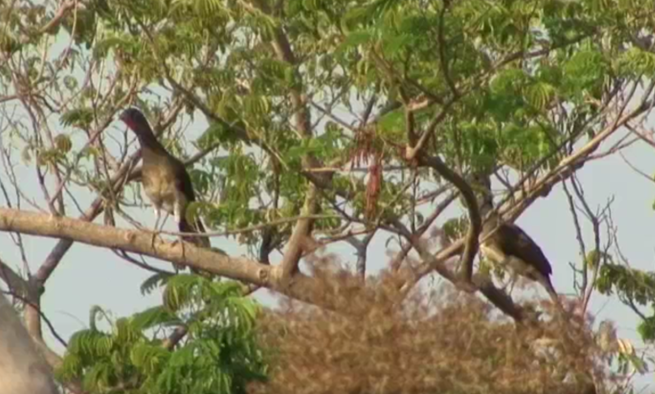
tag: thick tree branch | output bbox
[280,188,318,279]
[0,293,58,394]
[417,155,480,284]
[0,208,270,283]
[0,207,350,313]
[346,229,377,280]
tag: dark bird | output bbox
[473,174,558,303]
[119,108,210,254]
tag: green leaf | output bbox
[141,272,173,295]
[524,82,555,110]
[60,108,94,129]
[162,274,201,312]
[338,30,374,52]
[131,306,181,330]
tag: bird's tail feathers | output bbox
[179,216,211,248]
[539,276,567,315]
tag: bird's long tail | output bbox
[540,276,567,315]
[178,216,212,276]
[179,216,211,249]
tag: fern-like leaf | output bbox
[141,272,174,295]
[131,305,181,331]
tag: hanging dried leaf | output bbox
[365,154,383,221]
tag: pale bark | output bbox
[0,207,343,311]
[0,293,58,394]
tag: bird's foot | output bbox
[171,237,187,259]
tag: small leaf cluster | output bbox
[597,264,655,342]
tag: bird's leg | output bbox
[172,203,187,261]
[155,211,181,272]
[151,207,162,250]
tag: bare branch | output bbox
[417,155,481,284]
[0,207,363,313]
[346,230,377,280]
[280,188,318,278]
[392,219,526,322]
[561,180,588,294]
[2,291,67,349]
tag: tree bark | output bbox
[0,293,59,394]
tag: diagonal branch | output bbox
[417,155,481,284]
[280,188,318,278]
[406,96,655,296]
[391,219,526,322]
[0,207,354,313]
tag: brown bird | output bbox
[474,174,558,302]
[119,108,210,254]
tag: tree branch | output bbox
[392,219,526,322]
[406,96,654,293]
[0,207,353,313]
[0,293,58,394]
[417,155,480,284]
[280,188,318,279]
[250,0,324,280]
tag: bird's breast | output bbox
[142,167,178,214]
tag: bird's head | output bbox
[119,107,151,135]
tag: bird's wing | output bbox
[172,161,210,248]
[172,159,197,203]
[495,224,553,277]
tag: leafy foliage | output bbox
[56,276,266,394]
[4,0,655,391]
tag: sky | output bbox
[1,5,655,392]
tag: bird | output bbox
[473,174,559,303]
[119,108,211,258]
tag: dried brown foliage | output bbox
[365,154,383,220]
[251,259,608,394]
